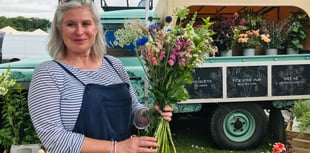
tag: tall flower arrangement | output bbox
[114,8,216,153]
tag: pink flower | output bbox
[168,59,175,66]
[169,53,176,61]
[240,18,246,26]
[159,51,166,60]
[151,57,158,65]
[272,142,286,153]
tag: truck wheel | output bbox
[269,108,285,141]
[210,103,267,149]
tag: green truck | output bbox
[0,0,310,150]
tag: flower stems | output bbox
[153,117,177,153]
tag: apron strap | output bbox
[53,57,124,85]
[53,60,86,86]
[104,56,124,83]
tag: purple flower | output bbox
[148,24,160,37]
[136,36,149,46]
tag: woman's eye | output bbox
[67,23,75,27]
[83,22,91,26]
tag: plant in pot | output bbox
[261,18,290,55]
[284,12,309,54]
[234,9,267,56]
[285,99,310,152]
[212,12,243,56]
[291,99,310,133]
[236,28,264,56]
[0,69,40,153]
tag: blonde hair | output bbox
[48,0,106,60]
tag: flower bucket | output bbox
[265,48,277,55]
[10,144,41,153]
[286,120,310,153]
[243,48,255,56]
[221,49,232,56]
[287,48,299,54]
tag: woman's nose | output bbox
[75,25,84,35]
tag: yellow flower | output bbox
[261,34,271,43]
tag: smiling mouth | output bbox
[73,38,86,43]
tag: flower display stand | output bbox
[286,120,310,153]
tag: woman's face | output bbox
[61,7,98,56]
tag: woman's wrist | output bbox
[110,140,117,153]
[134,108,150,128]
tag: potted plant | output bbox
[291,100,310,133]
[236,29,264,56]
[286,99,310,152]
[0,69,40,153]
[234,9,267,56]
[212,12,243,56]
[284,12,309,54]
[261,18,290,55]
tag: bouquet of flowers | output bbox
[114,8,216,153]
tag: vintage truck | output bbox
[0,0,310,150]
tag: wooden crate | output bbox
[286,120,310,153]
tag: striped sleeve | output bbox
[28,61,84,153]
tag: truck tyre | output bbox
[269,108,285,141]
[210,103,267,149]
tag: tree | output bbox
[0,16,50,32]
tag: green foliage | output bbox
[0,69,39,150]
[285,13,309,51]
[261,18,290,49]
[293,99,310,133]
[0,16,50,32]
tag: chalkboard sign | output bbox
[186,67,222,99]
[272,64,310,96]
[227,66,267,97]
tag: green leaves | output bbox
[293,100,310,133]
[0,68,39,150]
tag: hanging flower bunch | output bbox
[114,7,216,153]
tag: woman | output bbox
[28,0,173,152]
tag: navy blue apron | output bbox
[54,57,132,141]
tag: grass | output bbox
[170,114,275,153]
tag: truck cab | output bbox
[0,0,309,150]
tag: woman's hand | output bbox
[153,105,173,122]
[116,136,159,153]
[134,105,173,127]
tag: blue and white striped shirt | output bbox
[28,55,146,153]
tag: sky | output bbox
[0,0,153,21]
